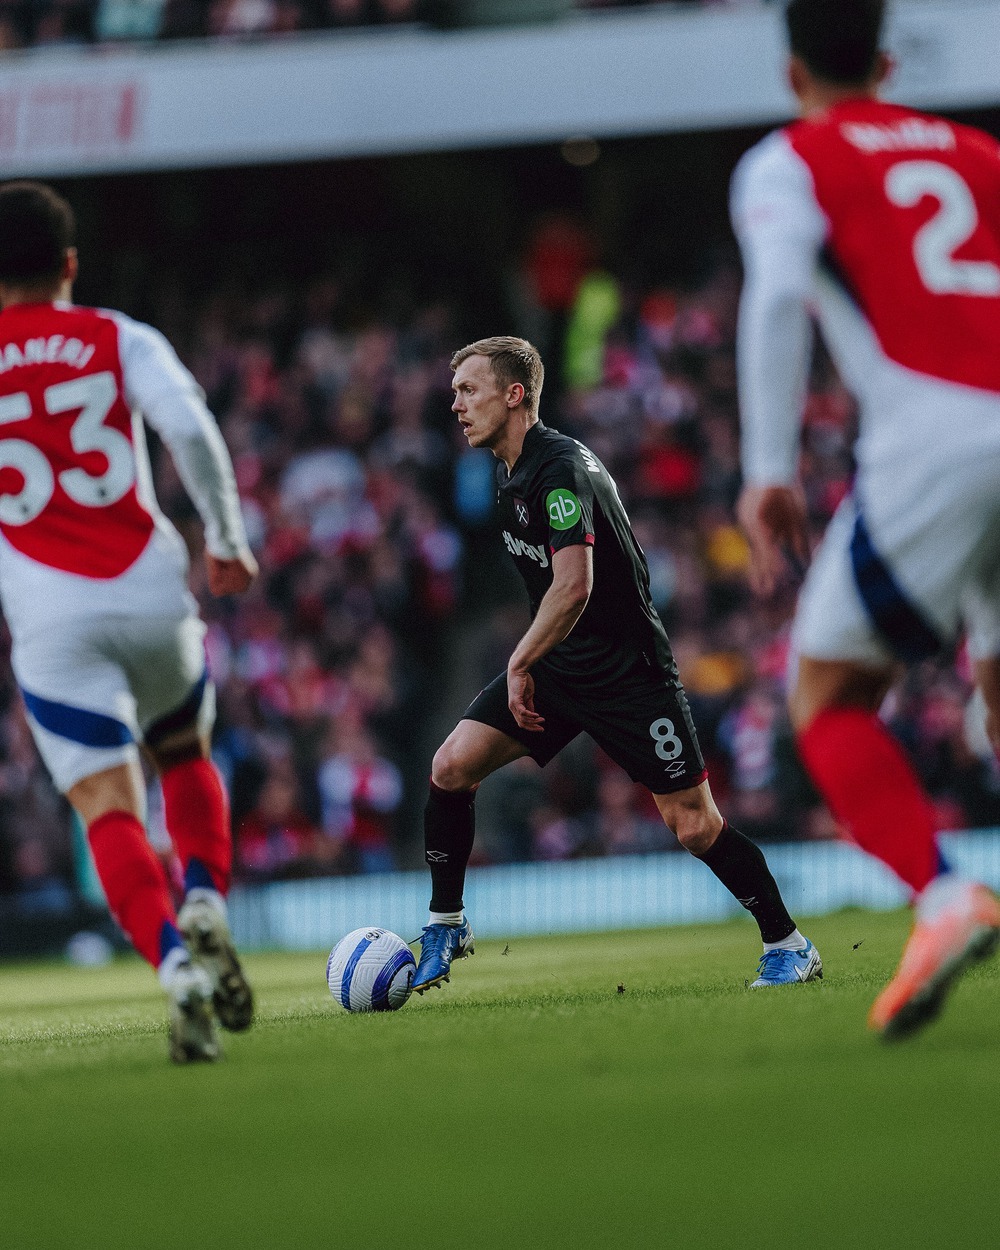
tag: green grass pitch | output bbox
[3,908,998,1249]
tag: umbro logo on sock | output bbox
[426,851,449,862]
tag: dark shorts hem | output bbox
[646,766,709,797]
[461,659,706,793]
[462,676,579,768]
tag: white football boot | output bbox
[178,891,254,1032]
[164,955,220,1064]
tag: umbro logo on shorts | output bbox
[426,851,449,862]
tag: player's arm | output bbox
[117,316,257,595]
[731,137,827,594]
[507,545,593,732]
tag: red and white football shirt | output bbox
[0,302,246,639]
[732,98,1000,487]
[0,303,154,578]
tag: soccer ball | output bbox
[326,927,416,1012]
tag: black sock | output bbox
[424,781,476,914]
[694,821,796,944]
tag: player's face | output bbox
[452,355,512,451]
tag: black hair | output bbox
[785,0,886,85]
[0,181,75,285]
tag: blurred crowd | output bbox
[0,0,756,52]
[2,208,1000,918]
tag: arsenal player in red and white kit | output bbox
[733,0,1000,1039]
[0,182,256,1062]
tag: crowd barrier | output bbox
[229,828,1000,950]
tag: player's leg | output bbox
[147,718,253,1034]
[414,669,577,993]
[791,490,1000,1036]
[652,779,822,986]
[149,693,231,906]
[69,758,185,974]
[13,625,218,1062]
[571,657,820,985]
[68,761,218,1063]
[792,655,946,892]
[412,717,529,992]
[131,615,252,1032]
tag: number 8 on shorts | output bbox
[649,717,683,761]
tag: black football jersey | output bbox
[496,422,675,683]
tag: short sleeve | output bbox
[537,456,596,555]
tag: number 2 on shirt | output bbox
[886,160,1000,297]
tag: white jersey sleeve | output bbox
[112,312,249,561]
[731,132,829,486]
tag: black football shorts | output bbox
[462,653,707,795]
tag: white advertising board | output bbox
[0,1,996,177]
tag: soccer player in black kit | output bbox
[411,337,821,992]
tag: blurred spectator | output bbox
[12,839,74,917]
[0,0,774,53]
[593,772,677,856]
[0,9,25,47]
[236,757,330,879]
[317,720,403,873]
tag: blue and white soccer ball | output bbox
[326,927,416,1012]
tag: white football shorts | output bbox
[11,610,213,793]
[793,423,1000,667]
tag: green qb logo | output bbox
[546,488,580,531]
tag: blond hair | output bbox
[450,336,544,414]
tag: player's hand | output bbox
[206,549,259,597]
[508,668,544,733]
[736,484,810,597]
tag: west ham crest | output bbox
[514,498,529,527]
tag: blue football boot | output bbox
[412,918,475,993]
[750,939,823,988]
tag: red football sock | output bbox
[797,706,939,894]
[159,757,232,896]
[88,810,182,968]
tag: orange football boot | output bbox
[869,877,1000,1041]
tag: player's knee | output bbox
[655,795,720,855]
[431,742,476,793]
[675,812,722,855]
[657,789,723,854]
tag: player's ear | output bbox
[63,248,79,284]
[507,382,525,409]
[871,51,894,90]
[787,55,809,101]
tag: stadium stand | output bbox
[0,0,701,51]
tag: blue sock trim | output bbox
[159,920,185,963]
[183,858,216,893]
